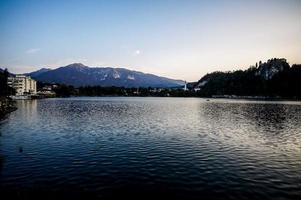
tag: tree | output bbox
[52,84,77,97]
[0,69,9,96]
[195,59,301,99]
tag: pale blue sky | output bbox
[1,0,301,81]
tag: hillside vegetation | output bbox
[195,58,301,99]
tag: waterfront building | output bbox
[7,75,37,96]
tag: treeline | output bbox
[196,63,301,99]
[0,69,16,118]
[0,69,14,96]
[49,84,195,97]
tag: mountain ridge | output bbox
[27,63,184,88]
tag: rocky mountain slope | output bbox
[28,63,184,88]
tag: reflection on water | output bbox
[200,101,301,152]
[0,97,301,199]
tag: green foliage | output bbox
[267,64,301,98]
[77,86,195,97]
[78,86,126,96]
[48,84,195,97]
[0,69,15,96]
[196,63,301,99]
[52,85,77,97]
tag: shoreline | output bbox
[210,95,301,101]
[0,97,17,119]
[35,95,301,102]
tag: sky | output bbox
[0,0,301,81]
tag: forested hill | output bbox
[195,58,301,99]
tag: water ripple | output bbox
[0,97,301,199]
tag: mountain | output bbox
[27,63,184,88]
[25,68,52,77]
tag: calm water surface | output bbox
[1,97,301,199]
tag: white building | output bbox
[7,75,37,96]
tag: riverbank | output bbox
[0,97,17,119]
[46,94,301,102]
[210,95,301,101]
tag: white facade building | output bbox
[7,75,37,96]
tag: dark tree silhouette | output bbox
[195,59,301,99]
[0,69,13,96]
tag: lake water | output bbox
[1,97,301,199]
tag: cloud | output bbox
[26,48,40,54]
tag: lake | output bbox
[1,97,301,199]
